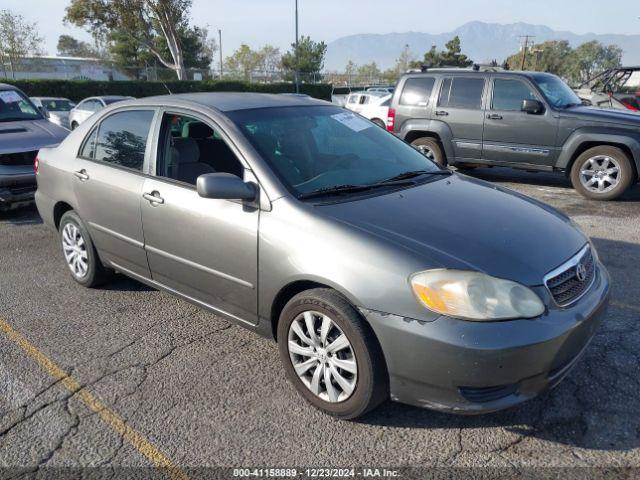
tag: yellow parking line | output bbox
[611,301,640,313]
[0,318,189,480]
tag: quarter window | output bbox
[438,77,485,110]
[80,128,98,159]
[93,110,154,171]
[492,79,538,111]
[400,77,435,106]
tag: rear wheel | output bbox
[411,137,446,166]
[570,146,634,201]
[277,288,388,419]
[59,211,110,287]
[371,118,386,129]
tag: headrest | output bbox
[172,137,200,165]
[184,121,214,139]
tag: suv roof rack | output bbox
[411,64,507,73]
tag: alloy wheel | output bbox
[416,145,436,162]
[287,311,358,403]
[62,223,89,279]
[579,155,621,194]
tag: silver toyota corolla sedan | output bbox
[35,93,610,419]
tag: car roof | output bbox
[31,96,71,101]
[129,92,329,112]
[401,70,550,80]
[0,83,20,91]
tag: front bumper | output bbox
[0,173,36,210]
[362,263,610,414]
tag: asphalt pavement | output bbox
[1,167,639,478]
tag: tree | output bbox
[57,34,99,57]
[65,0,194,80]
[224,44,263,81]
[356,62,381,85]
[0,10,44,79]
[415,36,473,68]
[281,36,327,81]
[505,40,572,75]
[566,41,622,85]
[258,45,281,78]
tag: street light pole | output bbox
[295,0,300,93]
[218,29,223,79]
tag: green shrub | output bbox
[2,79,332,102]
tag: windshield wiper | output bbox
[379,169,452,183]
[298,181,415,200]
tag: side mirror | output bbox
[196,172,256,200]
[521,99,544,115]
[38,105,50,118]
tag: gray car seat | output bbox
[170,137,215,185]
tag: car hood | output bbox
[561,105,640,127]
[318,174,587,286]
[0,119,69,155]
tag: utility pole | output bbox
[519,35,535,70]
[218,29,223,79]
[295,0,300,93]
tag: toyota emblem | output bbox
[576,263,587,282]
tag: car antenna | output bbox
[162,82,173,95]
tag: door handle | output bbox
[143,192,164,205]
[435,110,449,116]
[487,113,503,120]
[73,169,89,181]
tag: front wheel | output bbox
[570,146,634,201]
[277,289,388,419]
[411,137,446,166]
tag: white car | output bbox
[355,94,392,129]
[344,91,388,114]
[30,97,75,129]
[68,96,133,129]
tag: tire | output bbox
[277,288,388,419]
[411,137,446,166]
[570,146,635,201]
[59,211,110,288]
[371,118,386,129]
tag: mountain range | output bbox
[324,21,640,71]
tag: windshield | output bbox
[531,74,582,108]
[0,89,41,122]
[228,106,442,198]
[40,99,74,112]
[104,97,132,105]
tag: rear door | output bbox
[72,108,157,277]
[482,77,558,167]
[435,76,487,160]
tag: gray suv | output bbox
[389,70,640,200]
[35,93,609,419]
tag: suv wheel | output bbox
[411,137,446,166]
[59,211,110,287]
[570,146,634,201]
[277,288,388,419]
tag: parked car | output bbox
[331,86,361,107]
[0,84,69,211]
[344,91,388,114]
[389,69,640,200]
[358,94,392,128]
[35,93,610,418]
[69,96,134,129]
[576,67,640,112]
[31,97,75,129]
[366,86,395,94]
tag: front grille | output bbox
[545,246,596,307]
[0,150,38,166]
[459,384,518,403]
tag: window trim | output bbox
[75,107,159,176]
[490,77,543,112]
[399,76,436,107]
[437,75,487,111]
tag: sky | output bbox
[4,0,640,60]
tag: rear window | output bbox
[438,77,485,110]
[400,77,435,106]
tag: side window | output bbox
[359,96,368,105]
[438,77,485,110]
[492,79,538,111]
[348,95,358,104]
[82,100,96,112]
[156,113,244,186]
[79,127,98,159]
[381,98,391,107]
[94,110,154,171]
[400,77,436,106]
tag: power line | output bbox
[519,35,535,70]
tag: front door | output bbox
[435,76,487,160]
[140,111,259,325]
[482,77,559,167]
[72,109,156,278]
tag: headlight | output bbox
[410,270,545,321]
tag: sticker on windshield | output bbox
[0,91,22,104]
[331,112,372,132]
